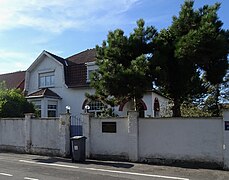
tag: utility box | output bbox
[70,136,87,162]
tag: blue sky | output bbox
[0,0,228,74]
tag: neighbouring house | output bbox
[0,71,25,91]
[21,49,171,118]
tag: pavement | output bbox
[0,152,229,180]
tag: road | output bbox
[0,153,228,180]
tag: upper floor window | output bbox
[86,62,98,82]
[87,69,97,82]
[39,72,54,88]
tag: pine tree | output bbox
[90,19,157,110]
[151,0,228,117]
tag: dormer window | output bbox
[39,72,54,88]
[86,62,98,82]
[87,69,97,82]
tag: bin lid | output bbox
[70,136,87,140]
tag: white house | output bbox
[24,49,170,118]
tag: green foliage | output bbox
[0,88,35,118]
[0,81,7,90]
[181,103,212,117]
[220,70,229,103]
[90,19,157,110]
[151,0,228,117]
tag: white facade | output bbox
[25,51,170,118]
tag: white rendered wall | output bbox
[90,117,130,158]
[85,114,225,166]
[0,114,70,156]
[0,118,26,150]
[223,110,229,169]
[139,117,223,163]
[31,118,59,150]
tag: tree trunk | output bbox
[172,99,181,117]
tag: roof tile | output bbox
[26,88,61,99]
[67,49,96,64]
[0,71,25,90]
[65,64,89,87]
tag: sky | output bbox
[0,0,228,74]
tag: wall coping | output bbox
[91,117,127,120]
[139,117,222,121]
[0,118,24,121]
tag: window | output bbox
[88,100,105,111]
[39,72,54,88]
[87,69,97,82]
[87,100,105,117]
[86,62,98,82]
[47,101,57,117]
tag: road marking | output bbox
[0,172,13,177]
[19,160,80,169]
[85,167,189,180]
[19,159,189,180]
[24,177,39,180]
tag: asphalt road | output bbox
[0,153,229,180]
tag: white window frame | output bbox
[86,62,98,82]
[39,72,55,88]
[47,100,58,117]
[88,100,105,117]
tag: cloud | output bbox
[0,0,139,33]
[0,50,35,73]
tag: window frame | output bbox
[87,100,105,117]
[38,72,55,88]
[47,101,58,117]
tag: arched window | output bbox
[154,97,160,117]
[88,100,105,111]
[82,99,105,117]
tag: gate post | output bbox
[82,113,90,158]
[24,113,33,153]
[59,113,71,157]
[128,111,139,162]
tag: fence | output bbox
[82,109,229,170]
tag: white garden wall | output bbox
[0,114,70,156]
[139,118,223,163]
[0,118,26,151]
[83,109,229,169]
[90,117,129,159]
[30,118,60,154]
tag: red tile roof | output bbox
[0,71,25,90]
[63,49,96,88]
[65,64,88,87]
[67,49,96,64]
[26,88,61,99]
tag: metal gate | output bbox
[70,115,83,137]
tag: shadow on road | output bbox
[32,157,134,169]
